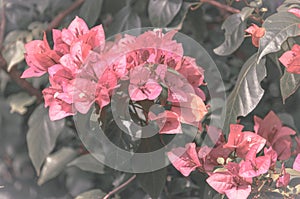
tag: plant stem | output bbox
[201,0,240,14]
[103,175,136,199]
[46,0,85,32]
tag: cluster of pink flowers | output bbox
[21,16,207,135]
[168,111,300,199]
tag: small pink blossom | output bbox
[223,124,266,159]
[276,163,290,188]
[22,33,61,78]
[279,44,300,74]
[206,162,252,199]
[167,143,202,177]
[128,65,162,101]
[254,111,296,160]
[148,110,182,134]
[293,154,300,172]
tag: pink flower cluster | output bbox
[21,17,207,135]
[278,8,300,74]
[168,111,300,199]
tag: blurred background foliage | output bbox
[0,0,299,198]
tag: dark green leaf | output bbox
[68,154,105,174]
[38,147,77,185]
[257,12,300,62]
[75,189,106,199]
[26,104,65,175]
[214,7,254,56]
[167,2,198,30]
[148,0,183,27]
[222,53,266,134]
[137,167,167,199]
[277,0,300,12]
[79,0,103,27]
[280,70,300,103]
[107,6,141,36]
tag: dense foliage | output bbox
[1,0,300,199]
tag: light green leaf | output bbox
[280,70,300,103]
[26,104,65,175]
[28,21,47,39]
[3,40,25,71]
[214,7,254,56]
[79,0,103,27]
[257,12,300,62]
[75,189,106,199]
[68,154,105,174]
[222,53,266,134]
[7,92,36,114]
[38,147,77,185]
[148,0,183,27]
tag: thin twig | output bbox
[200,0,263,23]
[103,175,136,199]
[46,0,85,32]
[202,0,240,13]
[0,56,43,101]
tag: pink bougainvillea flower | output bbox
[128,65,162,101]
[254,111,296,160]
[245,24,265,47]
[206,162,252,199]
[148,110,182,134]
[167,143,202,177]
[239,144,271,178]
[276,163,290,188]
[43,86,75,121]
[200,126,233,171]
[279,44,300,74]
[289,8,300,18]
[171,93,207,126]
[293,154,300,172]
[264,146,277,170]
[21,33,61,78]
[294,136,300,155]
[61,16,89,45]
[223,124,266,159]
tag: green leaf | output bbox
[257,12,300,62]
[214,7,254,56]
[7,92,36,114]
[280,70,300,103]
[0,70,10,92]
[148,0,183,27]
[167,2,198,30]
[79,0,103,27]
[222,53,266,134]
[38,147,77,185]
[2,40,25,71]
[68,154,105,174]
[137,167,167,199]
[107,6,141,36]
[277,0,300,12]
[286,168,300,180]
[26,104,65,175]
[28,21,48,39]
[75,189,106,199]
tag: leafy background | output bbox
[1,0,300,198]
